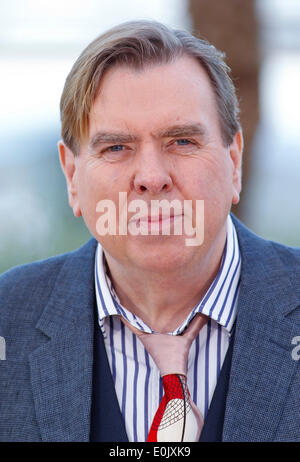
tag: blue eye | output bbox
[108,145,124,151]
[176,139,191,145]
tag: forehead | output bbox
[88,55,220,138]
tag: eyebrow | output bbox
[88,132,138,151]
[156,123,207,139]
[88,123,207,151]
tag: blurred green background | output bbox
[1,0,300,274]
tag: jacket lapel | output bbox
[223,217,300,441]
[29,239,126,442]
[90,311,128,442]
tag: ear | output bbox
[58,140,82,217]
[229,130,243,205]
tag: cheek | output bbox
[77,164,106,201]
[74,168,101,225]
[78,165,127,227]
[176,157,234,228]
[178,160,229,199]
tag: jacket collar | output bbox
[35,239,98,338]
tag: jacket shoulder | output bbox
[270,240,300,263]
[232,214,300,264]
[0,253,68,335]
[0,238,97,333]
[270,240,300,291]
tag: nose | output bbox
[132,147,173,195]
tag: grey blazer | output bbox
[0,215,300,441]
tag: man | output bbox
[0,20,300,442]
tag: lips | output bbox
[128,213,183,235]
[139,214,176,223]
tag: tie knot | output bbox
[120,313,208,376]
[140,333,191,376]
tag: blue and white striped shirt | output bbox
[94,215,241,442]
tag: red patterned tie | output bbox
[121,314,207,442]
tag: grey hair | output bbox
[60,20,240,154]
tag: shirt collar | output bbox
[94,215,241,335]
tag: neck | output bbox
[104,227,227,333]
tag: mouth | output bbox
[128,213,183,235]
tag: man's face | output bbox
[59,55,242,272]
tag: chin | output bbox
[127,236,195,272]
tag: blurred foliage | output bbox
[0,134,91,274]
